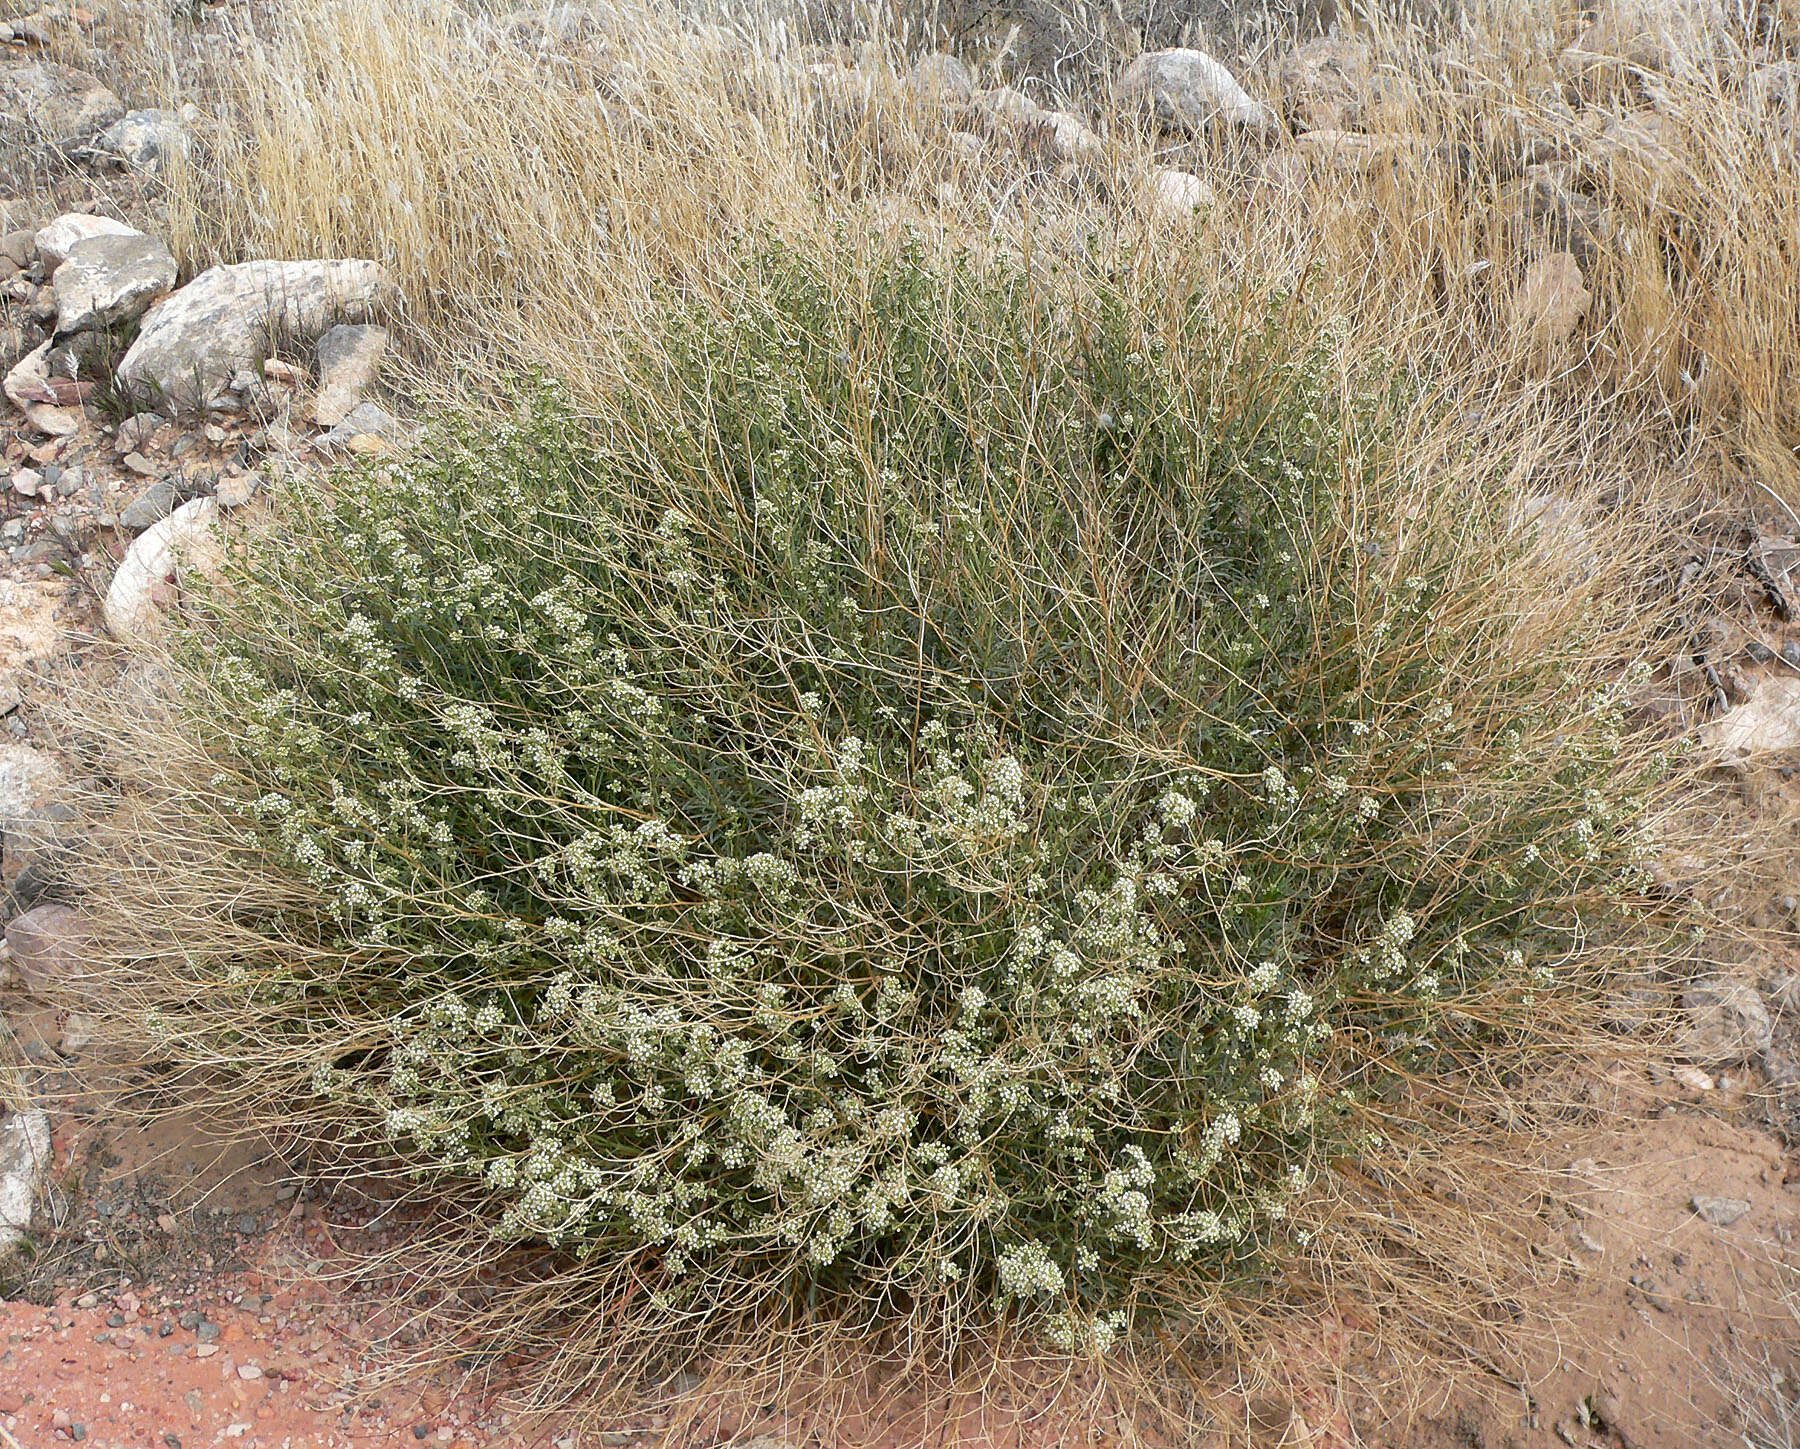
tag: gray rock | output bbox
[119,479,180,532]
[94,108,191,174]
[116,259,393,412]
[1678,975,1773,1067]
[315,401,406,454]
[35,213,141,268]
[1690,1194,1751,1226]
[907,52,974,106]
[0,61,124,148]
[0,1108,50,1257]
[1116,48,1277,136]
[1700,676,1800,764]
[312,323,389,427]
[53,232,178,334]
[1275,33,1377,132]
[5,901,83,994]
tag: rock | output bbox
[1289,128,1418,175]
[5,902,83,994]
[1036,109,1102,163]
[34,212,141,268]
[315,401,406,455]
[94,108,191,173]
[1501,164,1614,272]
[0,576,66,677]
[1690,1194,1751,1226]
[118,479,180,532]
[52,231,178,333]
[1700,676,1800,763]
[311,323,389,426]
[973,86,1041,125]
[3,339,81,435]
[0,1108,51,1257]
[907,52,973,106]
[114,412,165,458]
[1148,168,1215,223]
[102,496,223,645]
[1678,976,1773,1067]
[1512,252,1591,348]
[1558,0,1728,90]
[1116,48,1277,136]
[0,61,124,147]
[1276,34,1377,132]
[117,260,394,412]
[1509,493,1594,577]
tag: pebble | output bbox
[196,1320,221,1342]
[237,1363,263,1380]
[195,1343,218,1358]
[1691,1195,1752,1226]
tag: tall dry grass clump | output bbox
[37,0,1785,1430]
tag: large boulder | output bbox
[53,231,178,334]
[116,260,393,412]
[0,61,124,147]
[1116,48,1277,135]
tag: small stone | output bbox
[115,411,165,454]
[159,1317,175,1335]
[315,400,405,455]
[11,468,43,497]
[235,1212,259,1234]
[1703,676,1800,762]
[1148,169,1215,224]
[1679,976,1774,1067]
[197,1320,221,1342]
[52,1409,72,1432]
[1783,640,1800,667]
[5,903,84,995]
[237,1363,263,1380]
[195,1342,218,1358]
[214,472,257,509]
[1512,252,1591,349]
[1747,639,1777,662]
[177,1309,202,1330]
[157,1213,178,1233]
[1690,1195,1752,1226]
[122,450,161,477]
[119,479,179,531]
[312,322,389,426]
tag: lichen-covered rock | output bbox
[116,260,393,412]
[95,108,192,173]
[1275,34,1378,132]
[53,232,178,333]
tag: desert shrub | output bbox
[112,236,1652,1350]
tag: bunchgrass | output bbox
[62,234,1675,1382]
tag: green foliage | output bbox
[168,237,1648,1346]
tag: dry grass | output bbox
[23,0,1800,1438]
